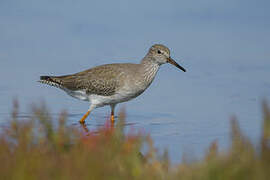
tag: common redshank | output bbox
[39,44,186,124]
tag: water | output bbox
[1,0,270,163]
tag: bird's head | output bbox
[147,44,186,72]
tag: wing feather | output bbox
[55,64,123,96]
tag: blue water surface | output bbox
[1,0,270,163]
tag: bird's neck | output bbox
[139,56,160,86]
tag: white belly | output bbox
[89,88,144,107]
[64,86,145,108]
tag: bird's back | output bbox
[39,63,140,96]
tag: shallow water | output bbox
[1,0,270,163]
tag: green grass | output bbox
[0,100,270,179]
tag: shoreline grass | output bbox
[0,100,270,179]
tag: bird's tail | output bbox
[38,76,63,89]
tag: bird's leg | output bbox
[110,111,114,123]
[110,104,116,124]
[79,105,95,124]
[80,110,91,124]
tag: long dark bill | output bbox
[167,57,186,72]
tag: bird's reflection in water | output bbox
[79,119,115,135]
[77,117,138,135]
[80,123,90,133]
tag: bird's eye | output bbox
[157,50,161,54]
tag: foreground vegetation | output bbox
[0,101,270,179]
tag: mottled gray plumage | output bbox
[40,63,140,96]
[39,44,186,124]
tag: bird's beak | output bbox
[167,57,186,72]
